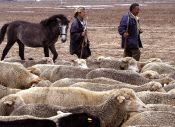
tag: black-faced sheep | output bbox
[0,61,41,89]
[0,112,100,127]
[0,118,56,127]
[58,112,101,127]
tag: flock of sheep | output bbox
[0,56,175,127]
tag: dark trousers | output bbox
[124,48,141,61]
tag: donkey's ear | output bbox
[56,18,61,22]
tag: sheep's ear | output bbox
[4,101,14,106]
[87,117,93,123]
[117,96,125,103]
[121,57,128,63]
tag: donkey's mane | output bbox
[40,14,69,26]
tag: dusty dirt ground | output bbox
[0,2,175,63]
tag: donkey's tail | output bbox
[0,23,9,44]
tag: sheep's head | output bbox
[27,66,41,76]
[141,70,159,79]
[159,74,174,86]
[96,56,112,61]
[145,58,162,64]
[145,81,166,92]
[0,94,25,115]
[116,88,147,112]
[168,89,175,95]
[71,59,88,69]
[41,57,54,64]
[119,57,139,72]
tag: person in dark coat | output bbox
[118,3,143,61]
[70,7,91,59]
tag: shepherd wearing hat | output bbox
[69,7,91,59]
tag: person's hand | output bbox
[123,32,129,38]
[139,29,143,34]
[81,31,87,36]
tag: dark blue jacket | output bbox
[70,18,84,55]
[118,14,143,49]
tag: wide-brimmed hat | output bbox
[74,7,85,14]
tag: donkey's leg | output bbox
[43,46,49,57]
[17,40,25,60]
[49,44,58,62]
[1,41,15,60]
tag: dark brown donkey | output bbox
[0,14,69,62]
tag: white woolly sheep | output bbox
[86,57,139,72]
[28,64,92,82]
[39,65,92,82]
[32,80,52,87]
[146,104,175,112]
[70,81,165,92]
[144,58,163,63]
[164,82,175,92]
[27,64,59,76]
[86,68,173,86]
[141,62,175,74]
[3,57,54,67]
[122,111,175,127]
[0,84,21,99]
[10,104,65,117]
[0,87,140,109]
[0,94,26,115]
[167,89,175,95]
[86,68,150,85]
[50,77,123,87]
[10,88,147,127]
[140,70,159,79]
[136,91,175,106]
[0,61,41,89]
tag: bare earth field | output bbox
[0,1,175,63]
